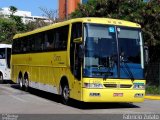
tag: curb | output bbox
[145,96,160,100]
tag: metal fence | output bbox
[145,45,160,88]
[145,63,160,87]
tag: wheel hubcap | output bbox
[0,75,3,80]
[19,79,23,88]
[63,86,69,101]
[24,79,28,88]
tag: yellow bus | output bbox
[11,18,145,104]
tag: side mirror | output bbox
[73,37,82,44]
[144,45,149,64]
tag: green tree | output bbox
[0,6,28,43]
[39,7,59,23]
[71,0,160,46]
[142,0,160,46]
[0,18,17,43]
[9,6,17,15]
[26,19,49,31]
[9,6,27,32]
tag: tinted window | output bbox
[70,22,82,77]
[55,25,69,50]
[12,25,69,54]
[0,48,5,59]
[7,48,11,68]
[12,39,21,54]
[118,28,141,63]
[34,33,44,51]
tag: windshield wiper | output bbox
[120,56,134,82]
[103,56,115,79]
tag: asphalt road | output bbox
[0,82,160,120]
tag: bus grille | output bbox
[104,84,132,88]
[104,84,117,88]
[120,84,132,88]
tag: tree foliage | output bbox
[0,6,61,43]
[39,7,63,23]
[39,7,59,23]
[71,0,160,46]
[9,6,17,15]
[0,18,16,43]
[9,6,27,32]
[0,6,28,43]
[26,19,49,31]
[0,6,36,43]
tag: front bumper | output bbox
[82,88,145,103]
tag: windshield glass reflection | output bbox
[118,27,141,64]
[84,24,117,78]
[83,23,143,79]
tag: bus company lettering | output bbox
[53,55,61,61]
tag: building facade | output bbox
[0,7,50,24]
[59,0,88,19]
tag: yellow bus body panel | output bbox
[11,51,68,85]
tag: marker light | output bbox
[133,83,145,90]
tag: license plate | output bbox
[113,93,123,97]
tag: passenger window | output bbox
[35,33,43,52]
[12,25,69,53]
[55,25,69,50]
[45,30,55,50]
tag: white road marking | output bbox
[10,95,27,103]
[0,85,27,103]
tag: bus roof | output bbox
[13,17,141,39]
[0,44,12,48]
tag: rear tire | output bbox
[24,78,29,92]
[61,83,70,105]
[0,74,3,84]
[19,77,24,90]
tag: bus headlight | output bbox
[133,83,145,89]
[84,83,103,89]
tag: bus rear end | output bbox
[0,44,12,82]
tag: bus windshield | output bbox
[83,23,143,79]
[84,24,117,67]
[118,27,141,64]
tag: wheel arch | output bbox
[0,71,3,80]
[18,71,23,79]
[24,72,29,80]
[17,71,23,83]
[0,71,3,77]
[59,76,69,94]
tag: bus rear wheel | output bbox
[0,74,3,84]
[24,78,29,92]
[19,78,24,90]
[61,84,70,105]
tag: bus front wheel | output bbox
[61,84,70,105]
